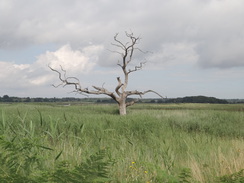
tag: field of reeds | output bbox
[0,103,243,182]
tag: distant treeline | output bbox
[0,95,243,104]
[0,95,83,103]
[162,96,229,104]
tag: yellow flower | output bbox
[144,171,148,174]
[132,161,136,164]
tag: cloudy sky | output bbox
[0,0,244,99]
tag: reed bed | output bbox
[0,103,243,182]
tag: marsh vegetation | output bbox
[0,103,243,182]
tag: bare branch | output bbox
[126,89,163,98]
[111,43,126,51]
[128,61,146,74]
[126,38,140,64]
[51,83,63,88]
[68,90,89,97]
[107,49,124,57]
[115,77,123,96]
[117,62,123,68]
[126,99,139,107]
[134,47,152,54]
[48,65,82,90]
[48,65,64,83]
[113,33,126,50]
[49,64,119,102]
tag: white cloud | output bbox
[29,75,52,86]
[13,64,30,70]
[0,62,29,80]
[0,61,30,89]
[0,44,103,96]
[38,44,103,74]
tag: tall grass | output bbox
[0,103,243,182]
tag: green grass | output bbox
[0,103,243,182]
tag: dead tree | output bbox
[49,32,162,115]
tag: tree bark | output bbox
[118,93,127,115]
[119,101,127,115]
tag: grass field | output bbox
[0,103,243,182]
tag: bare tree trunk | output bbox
[119,99,127,115]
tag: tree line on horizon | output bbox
[1,95,243,104]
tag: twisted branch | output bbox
[48,65,119,102]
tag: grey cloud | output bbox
[1,0,244,69]
[196,39,244,68]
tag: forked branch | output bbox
[48,65,119,102]
[126,89,163,98]
[128,61,146,74]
